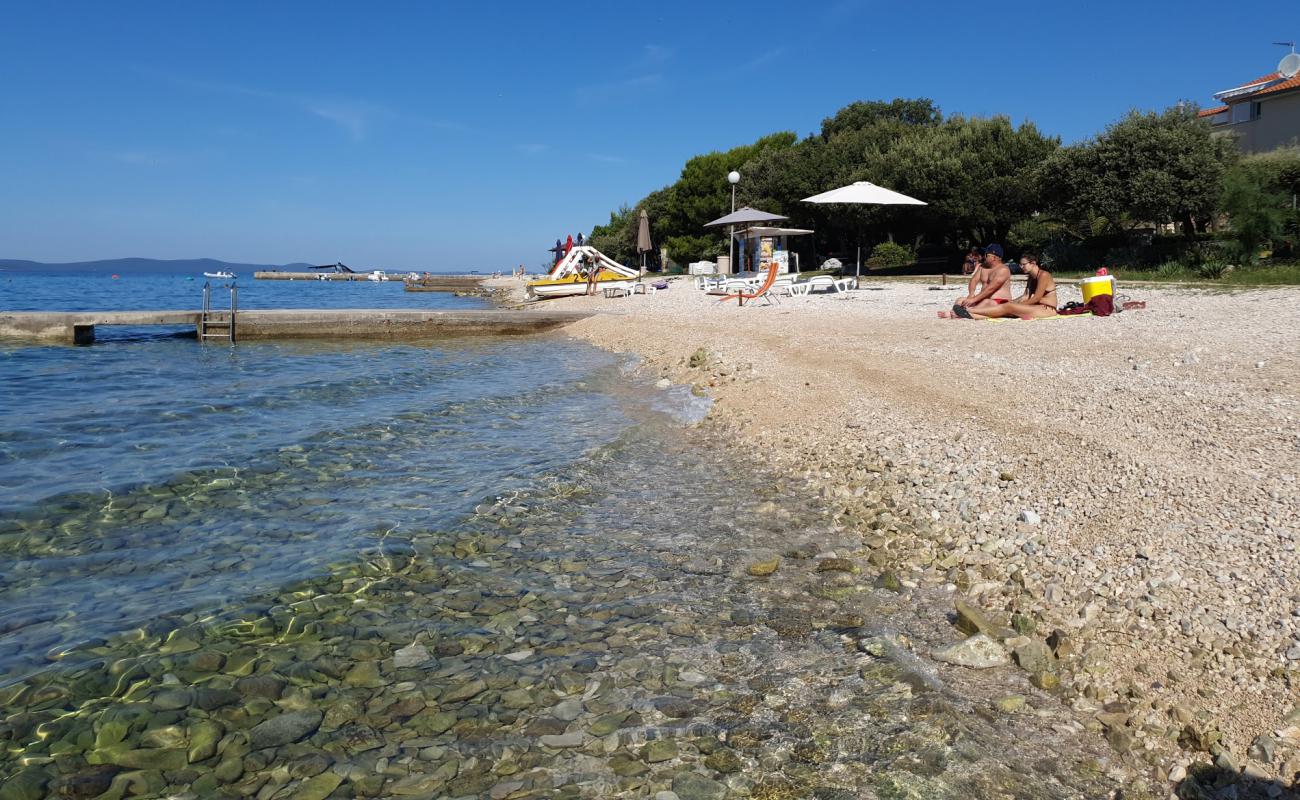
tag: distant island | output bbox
[0,258,477,275]
[0,258,317,275]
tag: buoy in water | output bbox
[111,274,120,279]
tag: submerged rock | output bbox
[672,771,727,800]
[248,710,323,750]
[746,558,780,577]
[932,634,1009,669]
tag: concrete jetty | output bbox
[0,308,591,344]
[253,272,486,292]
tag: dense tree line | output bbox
[589,97,1300,272]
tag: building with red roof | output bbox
[1199,51,1300,152]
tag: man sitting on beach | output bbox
[940,253,1058,320]
[945,244,1011,316]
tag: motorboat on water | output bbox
[203,271,236,279]
[366,270,388,282]
[527,246,639,299]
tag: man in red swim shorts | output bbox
[944,243,1012,318]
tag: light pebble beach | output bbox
[494,274,1300,787]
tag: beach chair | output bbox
[718,261,781,307]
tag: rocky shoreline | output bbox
[0,390,1144,799]
[497,275,1300,798]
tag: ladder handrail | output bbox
[199,280,237,344]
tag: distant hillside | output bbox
[0,258,329,275]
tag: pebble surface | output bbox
[509,275,1300,793]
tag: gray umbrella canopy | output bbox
[703,206,788,227]
[637,209,653,253]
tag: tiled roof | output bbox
[1198,105,1229,117]
[1214,70,1300,103]
[1254,73,1300,98]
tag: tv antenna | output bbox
[1277,40,1300,79]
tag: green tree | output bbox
[1038,105,1236,237]
[1220,146,1300,261]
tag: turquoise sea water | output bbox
[0,271,1130,798]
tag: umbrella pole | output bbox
[856,245,861,289]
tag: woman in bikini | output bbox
[940,254,1058,320]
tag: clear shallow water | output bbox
[0,272,1131,798]
[0,271,479,313]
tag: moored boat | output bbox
[203,271,236,279]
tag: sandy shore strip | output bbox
[490,275,1300,790]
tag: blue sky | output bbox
[0,1,1290,270]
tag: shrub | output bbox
[866,241,915,268]
[1155,261,1187,280]
[1197,261,1230,280]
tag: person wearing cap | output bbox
[949,244,1012,315]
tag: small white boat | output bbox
[366,270,388,282]
[203,271,236,279]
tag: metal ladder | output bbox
[200,281,238,343]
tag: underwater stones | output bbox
[187,720,223,763]
[291,771,343,800]
[503,649,534,662]
[409,711,457,736]
[139,724,187,749]
[0,769,48,800]
[331,724,384,754]
[746,559,780,577]
[186,650,226,673]
[236,674,285,701]
[815,558,858,574]
[671,771,727,800]
[539,732,584,748]
[993,695,1026,714]
[499,689,535,710]
[683,558,724,575]
[764,611,811,639]
[642,739,679,763]
[703,748,742,774]
[48,765,117,799]
[342,661,384,688]
[932,634,1009,669]
[610,753,650,777]
[387,771,452,797]
[392,643,431,669]
[524,718,569,736]
[150,688,193,711]
[588,711,631,736]
[441,678,487,704]
[94,747,187,771]
[651,696,695,719]
[212,756,244,783]
[248,710,323,750]
[551,699,584,721]
[553,671,587,696]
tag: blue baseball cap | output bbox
[981,243,1004,258]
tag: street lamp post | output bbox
[727,170,740,275]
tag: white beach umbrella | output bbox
[802,182,927,285]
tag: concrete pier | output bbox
[253,272,486,292]
[0,309,591,344]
